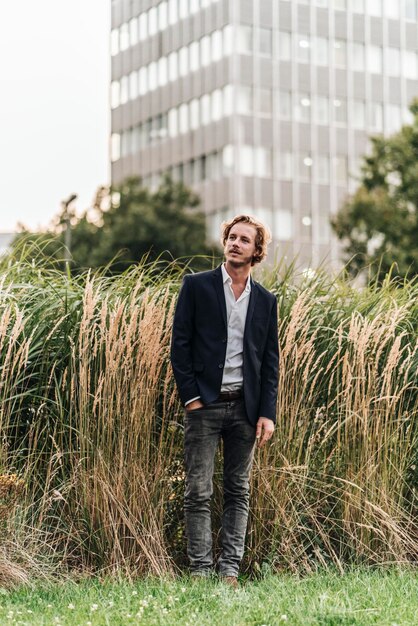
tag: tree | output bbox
[12,176,221,273]
[331,100,418,283]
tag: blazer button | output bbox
[218,363,224,368]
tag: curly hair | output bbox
[220,214,272,266]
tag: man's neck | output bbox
[224,261,251,285]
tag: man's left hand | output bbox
[255,417,275,448]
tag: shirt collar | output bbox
[221,264,251,292]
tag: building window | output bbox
[352,0,365,10]
[189,41,200,72]
[148,62,157,90]
[179,0,189,18]
[386,48,400,76]
[211,30,223,62]
[297,36,311,63]
[256,88,272,117]
[148,7,158,36]
[120,76,128,104]
[314,37,329,66]
[277,31,291,60]
[405,0,418,20]
[335,156,348,185]
[333,98,347,124]
[299,154,313,181]
[385,104,402,135]
[129,17,138,46]
[334,40,347,67]
[111,133,121,162]
[314,95,329,124]
[138,67,147,95]
[238,146,254,176]
[295,94,311,123]
[159,1,168,30]
[223,146,235,176]
[201,94,211,125]
[168,51,178,82]
[120,23,129,51]
[223,24,234,56]
[179,46,189,77]
[277,91,291,120]
[353,100,366,129]
[257,28,272,57]
[237,25,252,54]
[168,0,178,25]
[179,103,189,134]
[212,89,223,121]
[168,108,178,137]
[190,99,200,130]
[276,152,293,180]
[384,0,400,18]
[367,0,382,16]
[139,13,147,41]
[367,46,382,74]
[129,71,138,100]
[317,155,330,183]
[158,57,168,87]
[236,85,252,114]
[111,81,120,109]
[110,29,119,56]
[274,210,292,241]
[403,51,418,79]
[254,147,272,178]
[352,42,365,71]
[223,85,234,116]
[369,102,383,131]
[201,35,211,66]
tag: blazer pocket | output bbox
[193,362,204,372]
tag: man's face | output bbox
[224,223,258,268]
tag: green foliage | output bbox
[11,175,221,273]
[331,99,418,283]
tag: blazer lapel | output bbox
[212,266,227,329]
[244,277,258,339]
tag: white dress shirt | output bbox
[220,263,251,391]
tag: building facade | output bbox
[110,0,418,268]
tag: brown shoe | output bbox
[222,575,239,589]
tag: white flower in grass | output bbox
[280,616,288,622]
[181,587,186,593]
[90,604,99,612]
[140,599,149,607]
[68,603,75,609]
[132,590,138,595]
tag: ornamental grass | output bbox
[0,245,416,579]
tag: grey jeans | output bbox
[183,398,256,577]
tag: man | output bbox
[170,214,279,586]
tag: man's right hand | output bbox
[185,400,205,411]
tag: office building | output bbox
[110,0,418,267]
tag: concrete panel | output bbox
[317,127,330,152]
[352,73,366,98]
[297,5,310,34]
[318,185,331,212]
[387,21,401,48]
[278,1,292,29]
[259,119,275,148]
[298,125,311,152]
[277,62,292,89]
[352,15,365,42]
[334,70,347,97]
[316,9,329,37]
[405,24,418,49]
[336,129,348,153]
[279,123,293,148]
[280,182,293,209]
[388,79,402,104]
[298,65,311,92]
[354,131,369,155]
[316,67,330,95]
[334,12,348,40]
[371,75,384,100]
[406,80,418,103]
[260,1,273,28]
[240,0,253,25]
[369,17,383,45]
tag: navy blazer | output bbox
[170,265,279,425]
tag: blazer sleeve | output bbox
[170,275,200,405]
[258,296,279,422]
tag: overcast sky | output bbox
[0,0,110,233]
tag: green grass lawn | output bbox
[0,569,417,625]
